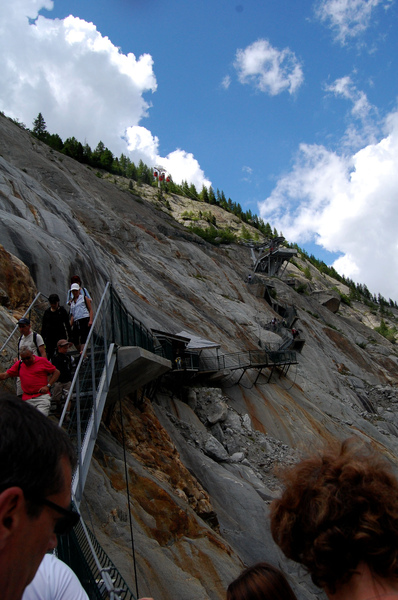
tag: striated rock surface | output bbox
[1,113,398,600]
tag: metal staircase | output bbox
[0,283,167,599]
[57,282,167,599]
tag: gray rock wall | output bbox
[1,113,397,600]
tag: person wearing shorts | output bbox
[69,283,93,353]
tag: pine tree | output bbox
[208,186,216,205]
[189,183,198,199]
[100,148,114,171]
[126,161,137,180]
[82,143,92,164]
[47,133,63,151]
[32,112,48,141]
[63,137,84,161]
[200,185,209,203]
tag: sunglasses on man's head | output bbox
[30,497,80,535]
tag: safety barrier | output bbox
[58,517,136,600]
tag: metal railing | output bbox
[60,284,167,501]
[60,282,114,504]
[0,292,48,388]
[57,283,166,600]
[110,291,162,354]
[58,517,136,600]
[198,349,297,372]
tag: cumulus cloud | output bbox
[258,109,398,300]
[234,39,303,96]
[0,0,211,188]
[125,126,159,164]
[160,150,212,190]
[315,0,392,44]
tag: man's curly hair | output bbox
[270,438,398,594]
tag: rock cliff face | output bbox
[1,113,398,600]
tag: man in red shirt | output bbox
[0,349,60,416]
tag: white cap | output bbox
[70,283,80,291]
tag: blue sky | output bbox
[1,0,398,299]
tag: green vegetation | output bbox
[240,224,257,241]
[181,210,198,221]
[296,283,308,294]
[331,286,352,307]
[374,319,397,344]
[339,293,351,306]
[305,309,319,319]
[189,225,236,245]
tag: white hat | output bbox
[70,283,80,291]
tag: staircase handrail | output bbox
[0,291,42,354]
[59,282,135,600]
[59,282,113,502]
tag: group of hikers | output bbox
[0,275,93,419]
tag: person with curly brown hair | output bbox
[270,438,398,600]
[226,562,298,600]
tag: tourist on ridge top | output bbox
[66,275,91,306]
[270,438,398,600]
[0,349,60,416]
[51,339,74,419]
[41,294,72,360]
[227,562,298,600]
[69,283,93,354]
[0,394,78,600]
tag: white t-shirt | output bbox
[70,294,90,322]
[19,331,44,355]
[23,554,89,600]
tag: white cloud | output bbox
[325,76,373,120]
[242,165,253,182]
[314,0,391,44]
[160,150,211,190]
[221,75,231,90]
[0,0,211,189]
[125,126,159,164]
[259,109,398,300]
[324,75,379,148]
[234,39,303,96]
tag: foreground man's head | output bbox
[0,393,76,600]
